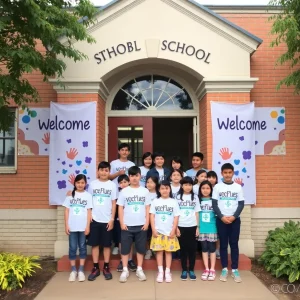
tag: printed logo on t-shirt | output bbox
[72,206,82,216]
[116,166,130,174]
[93,188,112,206]
[202,212,210,222]
[200,203,213,211]
[219,191,238,200]
[224,200,233,208]
[140,175,146,183]
[161,214,167,223]
[126,195,146,213]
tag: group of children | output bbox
[63,143,245,284]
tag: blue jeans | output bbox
[216,217,241,269]
[69,232,87,260]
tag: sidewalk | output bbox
[35,271,277,300]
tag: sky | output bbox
[90,0,270,6]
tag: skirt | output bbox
[198,233,218,242]
[150,234,180,252]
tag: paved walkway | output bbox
[35,271,277,300]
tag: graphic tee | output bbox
[150,197,180,236]
[63,191,93,232]
[212,182,245,217]
[117,186,152,226]
[193,184,200,196]
[171,185,180,199]
[139,166,150,187]
[157,168,165,183]
[199,198,217,234]
[149,192,158,202]
[110,159,135,185]
[88,179,117,223]
[177,194,201,227]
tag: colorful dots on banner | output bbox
[270,111,278,118]
[22,115,30,124]
[21,110,37,124]
[278,116,285,124]
[270,109,285,125]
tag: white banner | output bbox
[49,102,97,205]
[211,102,256,205]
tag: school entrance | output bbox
[107,75,199,166]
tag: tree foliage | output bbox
[0,0,98,131]
[269,0,300,94]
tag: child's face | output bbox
[129,173,141,186]
[119,179,129,190]
[146,178,156,192]
[75,179,86,192]
[196,172,207,184]
[182,183,192,194]
[98,167,110,180]
[144,156,152,168]
[172,160,181,170]
[159,185,170,198]
[208,176,217,186]
[170,171,182,184]
[201,184,211,198]
[192,156,203,169]
[221,169,234,183]
[154,156,164,168]
[118,147,130,160]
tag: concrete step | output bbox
[57,254,251,271]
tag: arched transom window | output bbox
[112,75,193,111]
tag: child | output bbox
[63,174,92,282]
[109,143,135,185]
[212,163,245,283]
[186,152,206,181]
[176,176,200,281]
[207,170,218,187]
[198,180,217,281]
[170,156,186,176]
[150,180,180,283]
[170,169,183,199]
[144,176,160,260]
[117,166,151,283]
[139,152,153,187]
[87,161,117,281]
[146,151,171,183]
[193,169,207,195]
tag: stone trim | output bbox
[0,209,56,220]
[252,208,300,219]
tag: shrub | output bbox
[259,220,300,283]
[0,252,41,291]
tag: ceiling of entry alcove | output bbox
[102,58,203,91]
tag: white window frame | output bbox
[0,108,18,174]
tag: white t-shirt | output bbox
[157,168,165,183]
[88,179,117,223]
[139,166,149,187]
[186,168,208,181]
[193,184,200,196]
[117,186,151,226]
[171,185,180,199]
[149,192,158,201]
[212,181,245,217]
[63,191,93,232]
[150,197,180,236]
[110,159,135,185]
[176,194,201,227]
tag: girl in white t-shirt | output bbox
[150,180,180,283]
[193,169,208,196]
[63,174,92,282]
[170,169,183,199]
[139,152,153,187]
[176,176,200,280]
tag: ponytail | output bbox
[71,186,77,198]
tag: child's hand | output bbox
[176,228,181,237]
[65,226,70,235]
[118,169,125,176]
[85,227,90,236]
[152,229,158,238]
[66,190,72,197]
[195,227,199,237]
[228,216,235,223]
[221,216,230,224]
[169,230,176,239]
[107,220,114,231]
[142,224,148,231]
[121,223,128,230]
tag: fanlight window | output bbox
[112,75,193,111]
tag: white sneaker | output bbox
[112,247,119,255]
[69,271,77,282]
[136,269,147,281]
[156,271,164,283]
[144,250,152,260]
[165,271,172,283]
[119,270,129,283]
[78,271,85,282]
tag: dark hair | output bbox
[142,152,153,168]
[98,161,110,170]
[178,176,194,200]
[170,168,183,178]
[192,152,204,161]
[128,166,141,176]
[221,163,234,172]
[158,180,172,198]
[170,156,184,171]
[118,143,130,151]
[207,170,218,184]
[72,174,87,198]
[152,151,165,161]
[146,176,160,197]
[118,174,129,183]
[195,169,207,178]
[199,180,213,200]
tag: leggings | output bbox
[201,240,216,253]
[178,226,197,271]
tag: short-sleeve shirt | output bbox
[171,185,180,199]
[193,184,200,197]
[117,186,151,226]
[212,181,245,217]
[110,159,135,185]
[150,197,180,236]
[88,179,117,223]
[186,168,208,181]
[176,194,201,227]
[139,166,149,187]
[63,191,93,232]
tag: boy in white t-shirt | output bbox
[212,163,245,283]
[109,143,135,185]
[87,161,117,281]
[117,166,152,283]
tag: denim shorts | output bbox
[69,231,87,260]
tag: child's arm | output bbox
[85,209,91,235]
[142,205,150,231]
[195,212,199,236]
[170,216,179,238]
[118,205,127,230]
[212,185,230,224]
[150,213,158,237]
[107,200,116,231]
[230,185,245,222]
[109,169,125,180]
[64,208,70,235]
